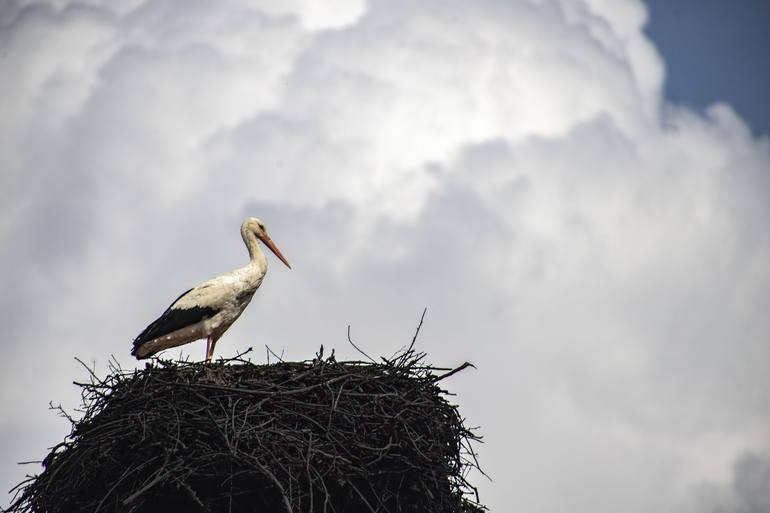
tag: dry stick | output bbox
[390,307,428,365]
[266,345,285,363]
[106,458,163,508]
[347,480,378,513]
[107,354,123,375]
[185,374,350,397]
[73,357,100,384]
[305,432,314,513]
[176,477,205,508]
[407,307,428,355]
[48,402,76,426]
[347,325,376,363]
[236,453,293,513]
[432,362,477,382]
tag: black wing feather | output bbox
[132,288,218,354]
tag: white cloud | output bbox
[1,1,768,512]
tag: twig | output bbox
[74,357,100,383]
[347,325,376,363]
[408,308,428,355]
[393,307,427,366]
[266,345,285,363]
[432,362,476,382]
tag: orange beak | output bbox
[262,237,291,269]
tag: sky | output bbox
[1,1,769,512]
[644,0,770,136]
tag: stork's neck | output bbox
[242,229,267,274]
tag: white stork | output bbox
[132,217,290,361]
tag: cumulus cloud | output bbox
[1,1,768,512]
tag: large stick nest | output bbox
[8,346,484,513]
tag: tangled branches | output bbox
[7,347,484,513]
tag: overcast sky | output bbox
[1,1,769,512]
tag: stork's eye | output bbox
[258,224,265,231]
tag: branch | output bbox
[347,325,376,363]
[432,361,476,382]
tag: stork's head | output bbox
[242,217,291,269]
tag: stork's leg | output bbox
[206,334,220,362]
